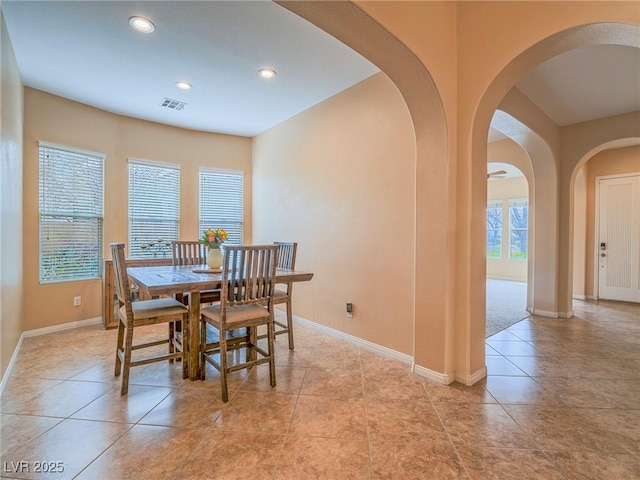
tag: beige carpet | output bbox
[486,278,530,337]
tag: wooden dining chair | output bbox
[171,241,222,306]
[171,240,208,266]
[200,244,278,402]
[170,240,221,358]
[272,242,298,350]
[110,243,189,395]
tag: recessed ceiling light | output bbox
[129,16,155,33]
[175,81,193,90]
[258,68,276,79]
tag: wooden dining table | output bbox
[126,264,314,380]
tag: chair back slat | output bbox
[109,243,134,323]
[274,242,297,270]
[172,241,207,266]
[221,245,278,317]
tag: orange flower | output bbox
[199,228,228,249]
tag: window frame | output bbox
[128,158,181,259]
[38,141,105,284]
[199,168,244,245]
[509,198,529,260]
[486,200,503,259]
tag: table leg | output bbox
[188,291,201,380]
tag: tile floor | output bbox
[1,299,639,479]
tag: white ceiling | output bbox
[2,2,639,139]
[1,1,379,137]
[516,44,640,126]
[488,162,524,179]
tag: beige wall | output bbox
[582,145,640,298]
[0,10,24,380]
[354,1,457,136]
[22,89,252,331]
[253,72,416,354]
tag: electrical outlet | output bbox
[73,296,81,307]
[346,302,353,318]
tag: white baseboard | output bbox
[1,316,102,396]
[412,364,455,385]
[23,316,102,338]
[290,313,490,386]
[455,365,487,386]
[533,309,575,319]
[412,363,486,386]
[576,294,610,301]
[288,312,414,366]
[0,333,24,396]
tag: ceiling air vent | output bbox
[160,98,187,111]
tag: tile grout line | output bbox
[424,383,473,480]
[358,346,375,480]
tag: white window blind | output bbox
[128,160,180,258]
[39,143,104,283]
[199,169,244,245]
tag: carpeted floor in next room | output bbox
[486,279,530,337]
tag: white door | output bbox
[597,175,640,302]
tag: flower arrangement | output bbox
[141,238,171,257]
[199,228,228,250]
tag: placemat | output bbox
[192,267,222,273]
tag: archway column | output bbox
[492,95,562,317]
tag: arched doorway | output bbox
[485,153,531,337]
[277,1,458,383]
[572,139,640,304]
[284,3,638,384]
[471,22,640,380]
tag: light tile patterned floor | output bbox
[1,299,639,479]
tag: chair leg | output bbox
[286,299,295,351]
[181,315,189,379]
[169,322,175,362]
[120,325,135,395]
[114,320,125,376]
[267,320,276,388]
[247,326,256,362]
[200,319,206,381]
[219,329,229,402]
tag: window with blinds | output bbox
[509,198,528,260]
[128,160,180,258]
[199,169,244,245]
[39,143,104,283]
[486,200,502,259]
